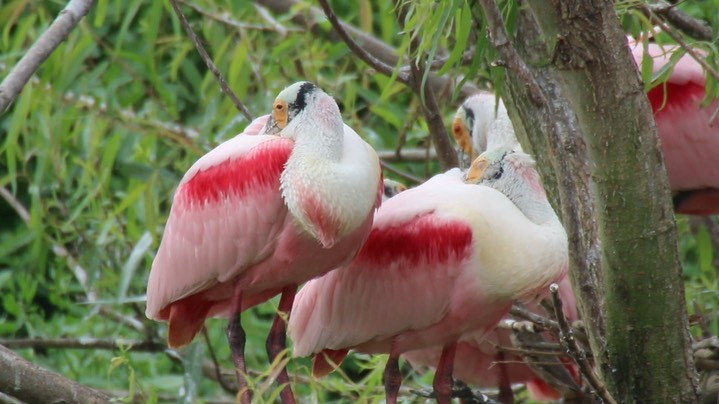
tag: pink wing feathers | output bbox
[631,42,719,214]
[146,115,295,346]
[404,275,578,398]
[290,171,509,359]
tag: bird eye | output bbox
[274,103,284,111]
[492,166,504,180]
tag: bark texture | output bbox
[0,345,110,403]
[482,0,698,402]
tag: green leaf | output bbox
[119,231,152,298]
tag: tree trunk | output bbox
[481,0,698,402]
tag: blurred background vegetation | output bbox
[1,0,718,402]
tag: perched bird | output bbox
[450,93,521,168]
[629,40,719,215]
[145,82,383,403]
[382,178,408,201]
[453,43,719,215]
[289,149,568,404]
[403,275,580,402]
[442,96,585,401]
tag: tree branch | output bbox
[551,284,615,404]
[169,0,253,121]
[640,5,719,83]
[644,1,713,41]
[0,0,95,114]
[394,1,459,170]
[317,0,410,85]
[254,0,479,100]
[317,0,457,169]
[476,0,545,107]
[380,161,425,185]
[177,0,300,33]
[0,345,110,403]
[0,338,164,352]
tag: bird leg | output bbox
[265,285,297,404]
[433,342,457,404]
[383,349,401,404]
[495,352,514,404]
[226,286,252,404]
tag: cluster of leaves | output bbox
[1,0,718,402]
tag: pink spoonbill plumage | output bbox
[447,93,582,401]
[629,39,719,215]
[145,81,383,403]
[450,93,521,168]
[289,149,568,404]
[403,275,580,402]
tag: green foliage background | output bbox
[1,0,718,402]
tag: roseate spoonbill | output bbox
[289,149,568,404]
[382,178,407,201]
[451,93,522,168]
[447,94,583,401]
[454,42,719,215]
[629,40,719,215]
[145,82,383,403]
[404,275,580,402]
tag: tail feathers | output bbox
[166,295,213,348]
[312,349,349,377]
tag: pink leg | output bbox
[383,350,401,404]
[265,286,297,404]
[433,342,457,404]
[226,286,252,404]
[495,352,514,404]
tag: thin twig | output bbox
[393,1,459,170]
[378,148,437,162]
[399,46,477,72]
[177,0,298,33]
[639,5,719,84]
[202,327,236,394]
[255,0,479,100]
[550,284,616,404]
[477,0,545,107]
[169,0,253,121]
[380,161,425,185]
[691,300,712,339]
[496,318,540,333]
[316,0,410,85]
[0,337,164,352]
[493,344,568,357]
[645,1,712,41]
[0,187,96,301]
[510,304,560,332]
[97,307,147,334]
[0,186,147,334]
[0,0,95,113]
[412,380,500,404]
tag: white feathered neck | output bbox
[279,87,379,248]
[473,151,558,226]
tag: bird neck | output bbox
[280,116,366,248]
[286,108,345,163]
[487,114,522,152]
[499,165,558,226]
